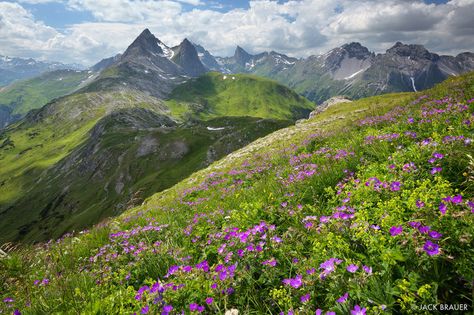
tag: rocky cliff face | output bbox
[83,29,207,99]
[171,39,207,77]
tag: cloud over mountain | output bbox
[1,0,473,65]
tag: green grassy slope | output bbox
[165,72,315,120]
[0,70,94,116]
[0,75,299,242]
[1,73,473,314]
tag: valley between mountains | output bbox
[0,28,473,315]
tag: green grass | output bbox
[1,72,473,314]
[165,72,315,121]
[0,70,93,116]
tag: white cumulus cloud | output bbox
[0,0,473,65]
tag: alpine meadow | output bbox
[1,1,474,314]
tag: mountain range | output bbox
[1,28,474,243]
[194,41,474,103]
[0,55,83,87]
[2,30,474,129]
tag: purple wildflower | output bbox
[431,167,442,174]
[319,258,342,278]
[346,264,359,273]
[14,310,21,315]
[390,181,401,191]
[301,293,311,303]
[283,275,303,289]
[141,305,149,314]
[423,240,440,256]
[389,225,403,236]
[418,225,430,234]
[306,268,316,275]
[468,201,474,213]
[337,292,349,303]
[190,303,204,312]
[162,305,173,314]
[439,202,447,215]
[451,195,463,204]
[416,200,425,208]
[351,305,367,315]
[429,230,443,239]
[166,265,179,277]
[363,265,372,275]
[262,258,277,267]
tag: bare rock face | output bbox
[171,39,207,77]
[309,96,352,118]
[85,29,208,99]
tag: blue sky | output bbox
[0,0,472,65]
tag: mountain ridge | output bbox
[0,55,83,87]
[190,41,474,103]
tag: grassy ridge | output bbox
[166,72,315,120]
[1,73,472,314]
[0,70,93,116]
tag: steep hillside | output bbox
[0,70,95,128]
[166,72,314,120]
[0,87,292,243]
[1,73,472,314]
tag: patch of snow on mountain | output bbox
[333,57,371,80]
[246,60,256,69]
[273,54,295,65]
[157,41,174,59]
[344,68,365,80]
[207,126,225,131]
